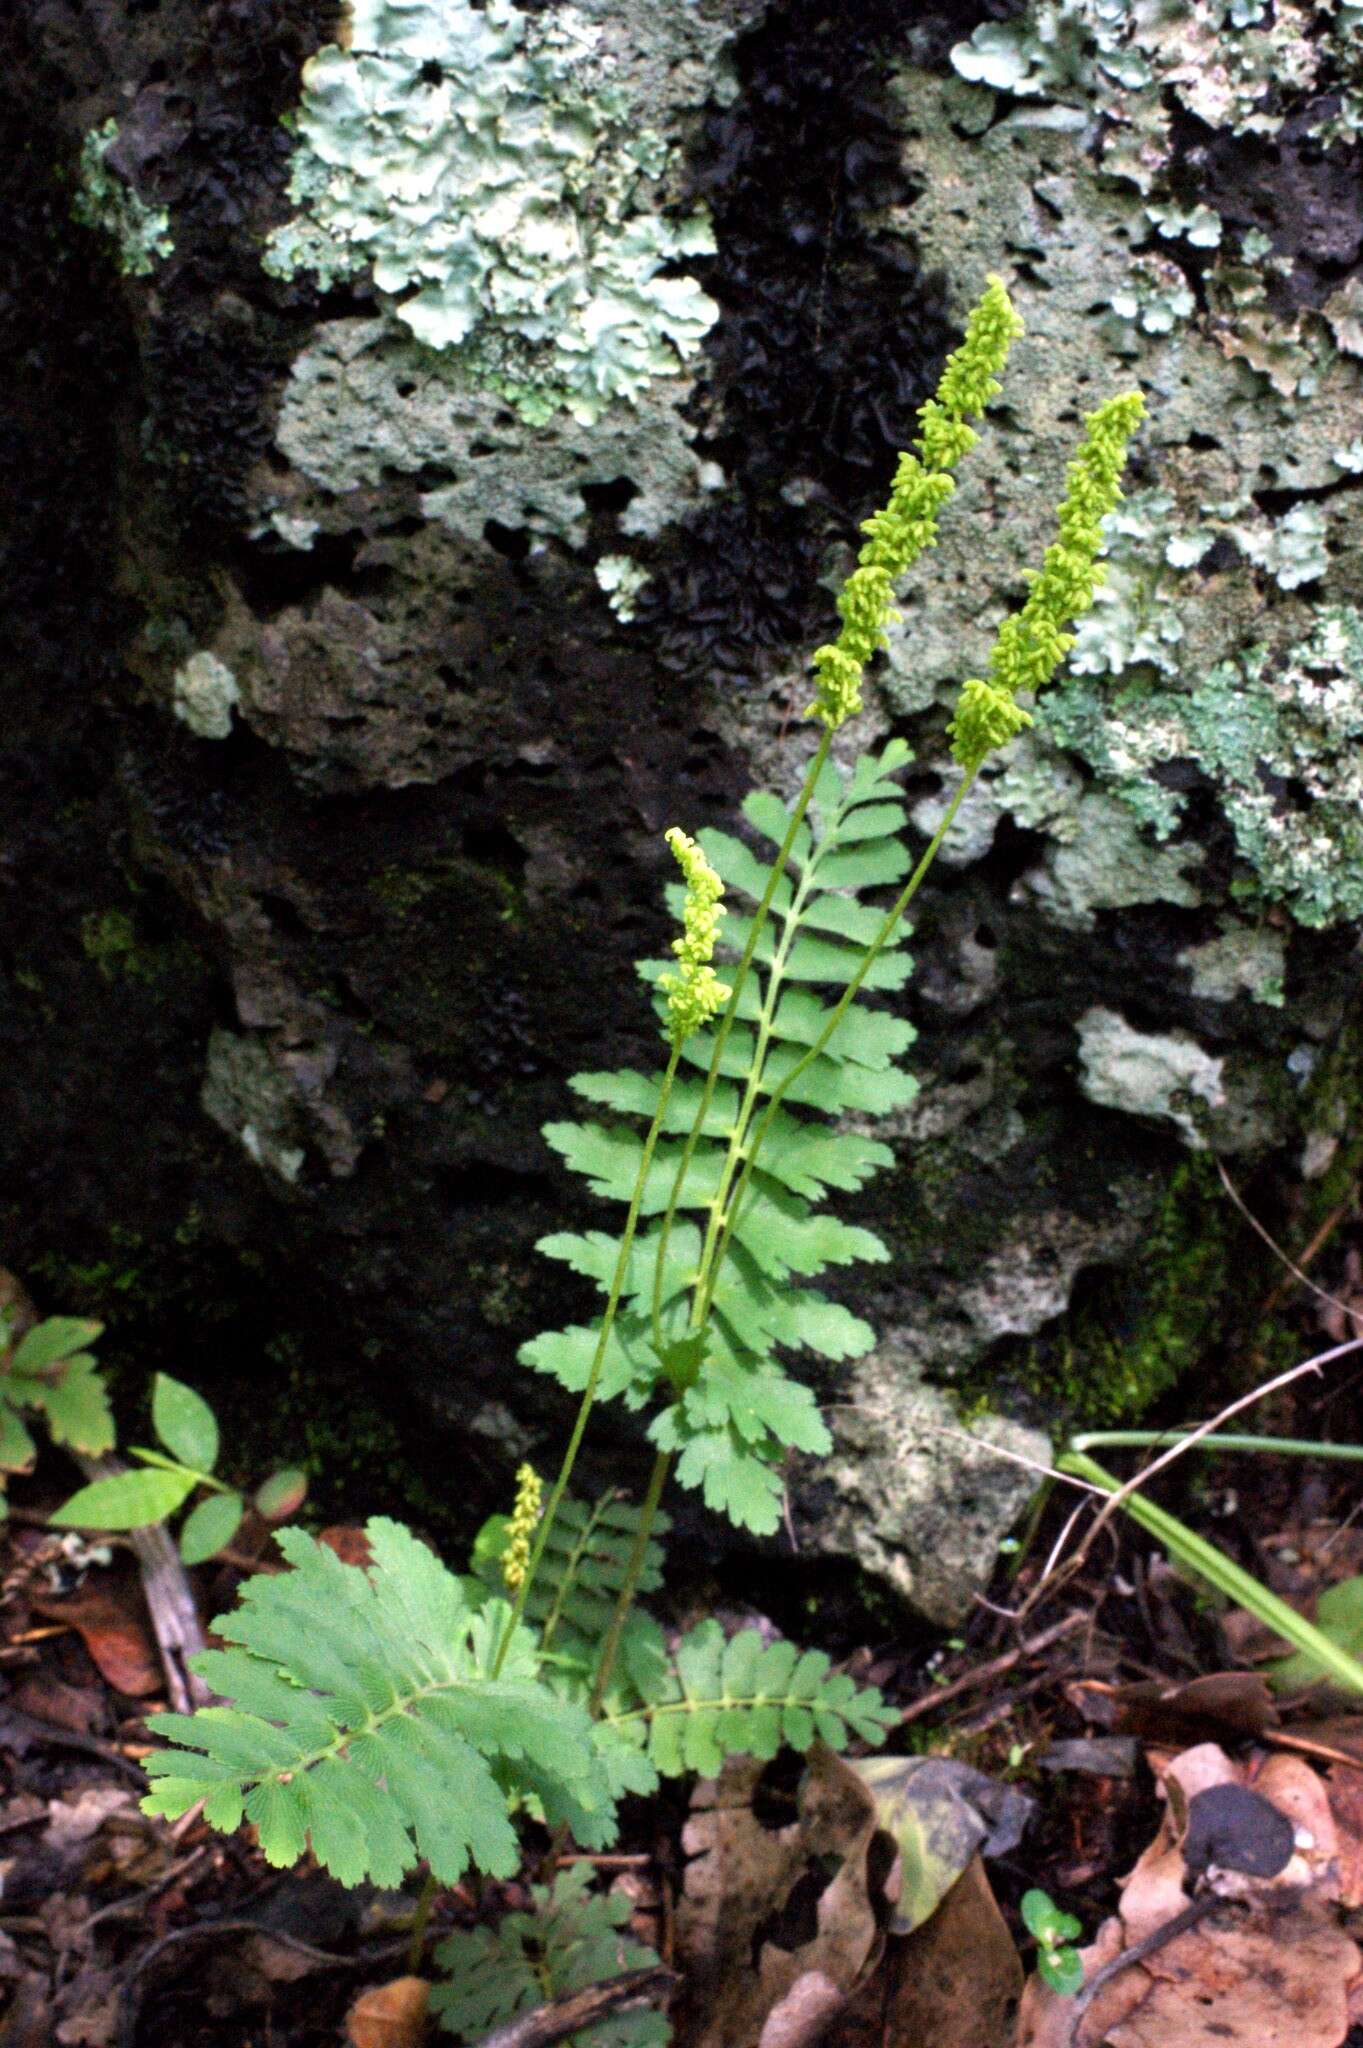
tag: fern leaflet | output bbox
[524,740,917,1532]
[600,1615,896,1779]
[432,1863,668,2045]
[141,1518,618,1884]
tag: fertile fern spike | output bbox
[141,1519,619,1881]
[522,739,917,1535]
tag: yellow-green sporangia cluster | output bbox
[659,828,731,1045]
[948,391,1146,769]
[501,1462,543,1593]
[807,277,1025,731]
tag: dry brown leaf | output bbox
[676,1744,893,2048]
[1328,1763,1363,1908]
[345,1976,430,2048]
[853,1855,1023,2048]
[1022,1743,1362,2048]
[1069,1672,1279,1746]
[31,1576,160,1697]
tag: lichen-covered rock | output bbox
[262,0,725,424]
[4,0,1362,1629]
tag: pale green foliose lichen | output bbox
[72,119,173,277]
[951,1,1337,143]
[594,553,652,622]
[1077,1006,1227,1148]
[172,652,240,740]
[262,0,718,424]
[1044,609,1363,928]
[1179,921,1286,1007]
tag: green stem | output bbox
[1072,1431,1363,1461]
[536,1489,619,1657]
[1060,1449,1363,1695]
[493,1048,681,1677]
[699,763,980,1314]
[650,729,833,1344]
[588,1447,671,1717]
[685,855,821,1333]
[406,1871,438,1972]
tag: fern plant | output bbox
[432,1863,667,2046]
[525,742,918,1537]
[140,279,1146,2020]
[143,1516,624,1881]
[143,1503,893,1878]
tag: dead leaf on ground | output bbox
[845,1855,1023,2048]
[676,1744,895,2048]
[346,1976,430,2048]
[1069,1671,1279,1747]
[31,1574,160,1697]
[11,1670,104,1736]
[852,1754,1033,1936]
[1326,1763,1363,1908]
[1020,1743,1362,2048]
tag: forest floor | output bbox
[5,1231,1363,2048]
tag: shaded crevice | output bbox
[643,0,1006,681]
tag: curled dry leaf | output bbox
[852,1754,1033,1935]
[676,1744,895,2048]
[844,1855,1023,2048]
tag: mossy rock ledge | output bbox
[3,0,1361,1624]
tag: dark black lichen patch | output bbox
[1197,101,1363,308]
[642,0,1009,682]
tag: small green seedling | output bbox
[1021,1888,1084,1996]
[51,1373,306,1566]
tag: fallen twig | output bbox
[472,1966,677,2048]
[1065,1894,1232,2046]
[897,1611,1089,1725]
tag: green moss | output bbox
[1011,1155,1236,1425]
[1295,1018,1363,1227]
[81,910,145,981]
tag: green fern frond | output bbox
[141,1518,619,1883]
[431,1863,668,2045]
[602,1616,896,1778]
[524,740,916,1531]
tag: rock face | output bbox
[2,0,1361,1624]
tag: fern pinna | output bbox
[524,742,918,1535]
